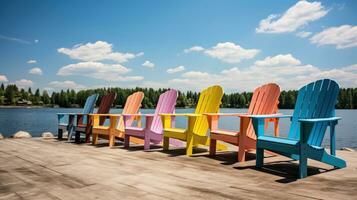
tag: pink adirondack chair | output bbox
[123,89,178,150]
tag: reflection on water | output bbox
[0,108,356,149]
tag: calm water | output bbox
[0,108,356,149]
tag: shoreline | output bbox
[0,105,356,110]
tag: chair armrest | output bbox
[250,114,290,137]
[204,113,247,130]
[88,114,120,117]
[89,114,120,127]
[123,113,157,129]
[160,113,201,117]
[298,117,341,123]
[204,112,247,117]
[160,113,203,129]
[57,112,79,115]
[249,114,292,119]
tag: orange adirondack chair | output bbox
[205,83,280,162]
[90,91,144,147]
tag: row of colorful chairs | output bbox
[57,79,346,179]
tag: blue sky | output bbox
[0,0,356,92]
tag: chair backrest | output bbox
[150,89,178,133]
[82,94,98,114]
[193,85,224,136]
[288,79,339,147]
[246,83,280,139]
[96,93,117,125]
[117,91,144,131]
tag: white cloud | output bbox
[296,31,312,38]
[34,39,39,43]
[29,67,43,75]
[15,79,33,88]
[156,54,357,91]
[0,75,8,82]
[48,80,85,90]
[256,1,328,33]
[0,34,32,44]
[136,52,144,57]
[142,60,155,68]
[167,66,185,74]
[341,64,357,72]
[57,61,143,82]
[310,25,357,49]
[204,42,260,63]
[57,41,139,63]
[254,54,301,67]
[184,46,204,53]
[27,60,37,64]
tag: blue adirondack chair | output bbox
[57,94,98,141]
[251,79,346,179]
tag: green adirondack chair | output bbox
[251,79,346,179]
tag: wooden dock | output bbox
[0,138,356,200]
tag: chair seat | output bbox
[164,128,186,140]
[93,125,110,130]
[211,129,238,137]
[258,135,299,146]
[164,128,186,134]
[125,127,145,137]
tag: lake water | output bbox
[0,108,356,149]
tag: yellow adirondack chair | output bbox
[160,85,226,156]
[90,91,144,147]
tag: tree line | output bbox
[0,83,356,109]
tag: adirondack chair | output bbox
[57,94,98,141]
[205,83,280,162]
[161,85,227,156]
[251,79,346,178]
[74,93,117,143]
[91,91,144,147]
[123,89,178,150]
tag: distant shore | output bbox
[0,105,356,110]
[0,105,46,108]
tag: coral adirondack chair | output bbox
[123,89,179,150]
[57,94,98,141]
[251,79,346,178]
[161,85,226,156]
[91,91,144,147]
[205,83,280,162]
[74,93,117,143]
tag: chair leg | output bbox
[144,136,151,151]
[85,127,92,143]
[209,139,217,156]
[299,153,308,179]
[163,136,169,151]
[75,131,81,143]
[58,129,63,140]
[238,144,246,162]
[256,148,264,168]
[68,129,73,142]
[109,134,115,148]
[124,135,130,148]
[92,133,98,145]
[186,134,194,156]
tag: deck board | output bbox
[0,138,356,200]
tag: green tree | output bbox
[5,84,18,104]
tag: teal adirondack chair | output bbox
[57,94,98,141]
[251,79,346,179]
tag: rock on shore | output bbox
[42,132,54,139]
[13,131,32,138]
